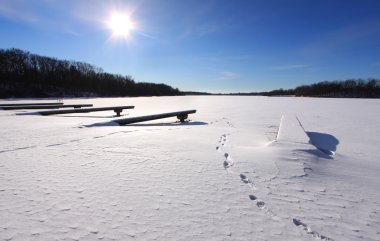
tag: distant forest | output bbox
[1,48,379,98]
[0,48,181,98]
[186,78,380,98]
[260,79,380,98]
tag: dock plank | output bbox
[1,104,92,110]
[114,110,196,125]
[0,102,63,107]
[38,106,134,116]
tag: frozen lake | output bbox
[1,96,379,241]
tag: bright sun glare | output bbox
[107,12,135,39]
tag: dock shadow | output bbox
[295,149,334,160]
[85,121,208,128]
[58,115,117,118]
[307,131,339,152]
[125,121,208,127]
[298,131,339,159]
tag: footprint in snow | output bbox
[249,195,257,200]
[293,218,334,241]
[303,167,313,173]
[250,197,279,219]
[223,153,234,169]
[256,201,265,209]
[217,135,228,151]
[240,174,251,184]
[293,218,306,227]
[224,160,233,169]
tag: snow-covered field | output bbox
[0,96,379,241]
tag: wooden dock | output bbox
[0,102,63,107]
[0,104,93,110]
[38,106,135,116]
[114,110,196,125]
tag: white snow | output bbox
[0,96,379,241]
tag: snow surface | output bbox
[0,96,379,241]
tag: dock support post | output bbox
[177,114,188,122]
[115,109,122,117]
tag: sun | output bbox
[107,12,135,39]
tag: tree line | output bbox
[193,79,380,98]
[1,48,379,98]
[262,79,380,98]
[0,48,182,98]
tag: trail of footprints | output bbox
[216,134,228,152]
[216,134,234,169]
[223,153,234,169]
[210,118,235,128]
[216,133,268,212]
[293,218,334,241]
[216,132,334,241]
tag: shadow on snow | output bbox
[125,121,208,127]
[306,131,339,156]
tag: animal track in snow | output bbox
[216,134,232,168]
[223,161,231,168]
[239,174,277,218]
[293,218,334,241]
[240,174,251,184]
[249,195,257,200]
[209,117,227,125]
[220,134,227,144]
[217,133,276,219]
[216,134,229,152]
[239,173,257,190]
[247,194,266,211]
[248,195,278,219]
[210,118,235,128]
[226,121,235,128]
[256,201,265,209]
[223,153,234,169]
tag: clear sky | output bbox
[1,0,380,93]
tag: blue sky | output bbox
[1,0,380,93]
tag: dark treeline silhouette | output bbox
[183,91,212,95]
[2,48,379,98]
[262,79,380,98]
[0,48,181,98]
[187,79,380,98]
